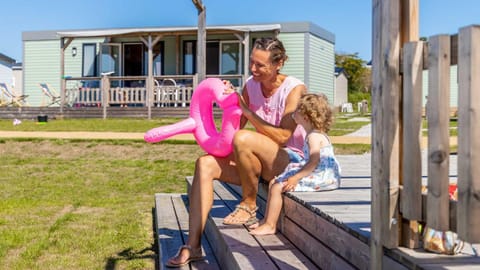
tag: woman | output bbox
[166,37,307,267]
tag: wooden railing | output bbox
[372,11,480,268]
[371,2,479,268]
[65,74,244,110]
[400,25,480,243]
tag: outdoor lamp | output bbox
[72,47,77,57]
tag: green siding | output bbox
[422,65,459,108]
[279,33,306,82]
[279,32,335,103]
[308,34,335,101]
[24,40,60,106]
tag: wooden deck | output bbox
[154,154,480,269]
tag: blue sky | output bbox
[1,0,479,63]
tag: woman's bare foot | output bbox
[249,223,276,235]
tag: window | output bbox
[183,41,196,75]
[183,40,241,76]
[145,42,164,76]
[82,44,97,77]
[221,41,240,75]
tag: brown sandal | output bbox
[165,245,203,268]
[223,204,258,225]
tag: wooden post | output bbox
[457,25,480,243]
[193,0,206,83]
[426,34,451,232]
[401,41,424,221]
[60,37,73,113]
[399,0,421,249]
[243,32,250,86]
[371,0,402,268]
[101,75,110,119]
[401,41,423,248]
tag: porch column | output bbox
[235,32,250,87]
[60,37,73,112]
[141,35,162,119]
[193,0,206,83]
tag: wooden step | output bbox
[154,193,220,269]
[187,177,318,269]
[225,177,411,270]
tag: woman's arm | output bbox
[240,84,306,145]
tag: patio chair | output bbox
[0,82,29,106]
[154,78,178,107]
[38,83,61,106]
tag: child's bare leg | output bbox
[248,179,276,230]
[250,183,283,235]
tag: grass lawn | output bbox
[0,116,371,269]
[0,139,204,269]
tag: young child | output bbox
[249,93,341,235]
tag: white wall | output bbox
[0,61,13,86]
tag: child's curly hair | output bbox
[296,93,333,132]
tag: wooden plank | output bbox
[283,195,369,269]
[400,0,419,44]
[282,217,356,270]
[401,41,424,221]
[389,246,480,269]
[371,2,402,264]
[191,178,277,270]
[426,34,451,231]
[171,194,220,269]
[457,25,480,243]
[213,181,319,270]
[401,41,424,249]
[154,193,189,270]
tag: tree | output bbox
[335,53,370,93]
[335,53,372,110]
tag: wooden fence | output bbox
[372,0,479,268]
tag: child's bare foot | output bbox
[248,221,260,229]
[249,223,276,235]
[248,218,265,230]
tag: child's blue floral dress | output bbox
[276,133,341,191]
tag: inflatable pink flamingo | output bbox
[144,78,242,157]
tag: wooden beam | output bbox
[457,25,480,243]
[401,41,424,249]
[399,0,420,249]
[193,0,206,83]
[371,0,402,268]
[426,34,451,232]
[60,37,73,113]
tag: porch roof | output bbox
[56,24,281,38]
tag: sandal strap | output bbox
[235,204,258,216]
[177,245,201,257]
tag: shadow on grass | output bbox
[105,245,157,270]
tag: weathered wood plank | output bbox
[170,194,220,269]
[283,195,368,269]
[372,1,402,262]
[401,41,424,222]
[426,34,451,232]
[457,25,480,243]
[155,193,189,270]
[401,41,424,249]
[211,180,318,270]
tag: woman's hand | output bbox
[222,80,236,94]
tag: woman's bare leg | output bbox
[224,130,290,224]
[249,182,283,235]
[168,153,240,265]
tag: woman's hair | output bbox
[297,93,333,132]
[252,37,288,65]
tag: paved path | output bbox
[0,130,372,144]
